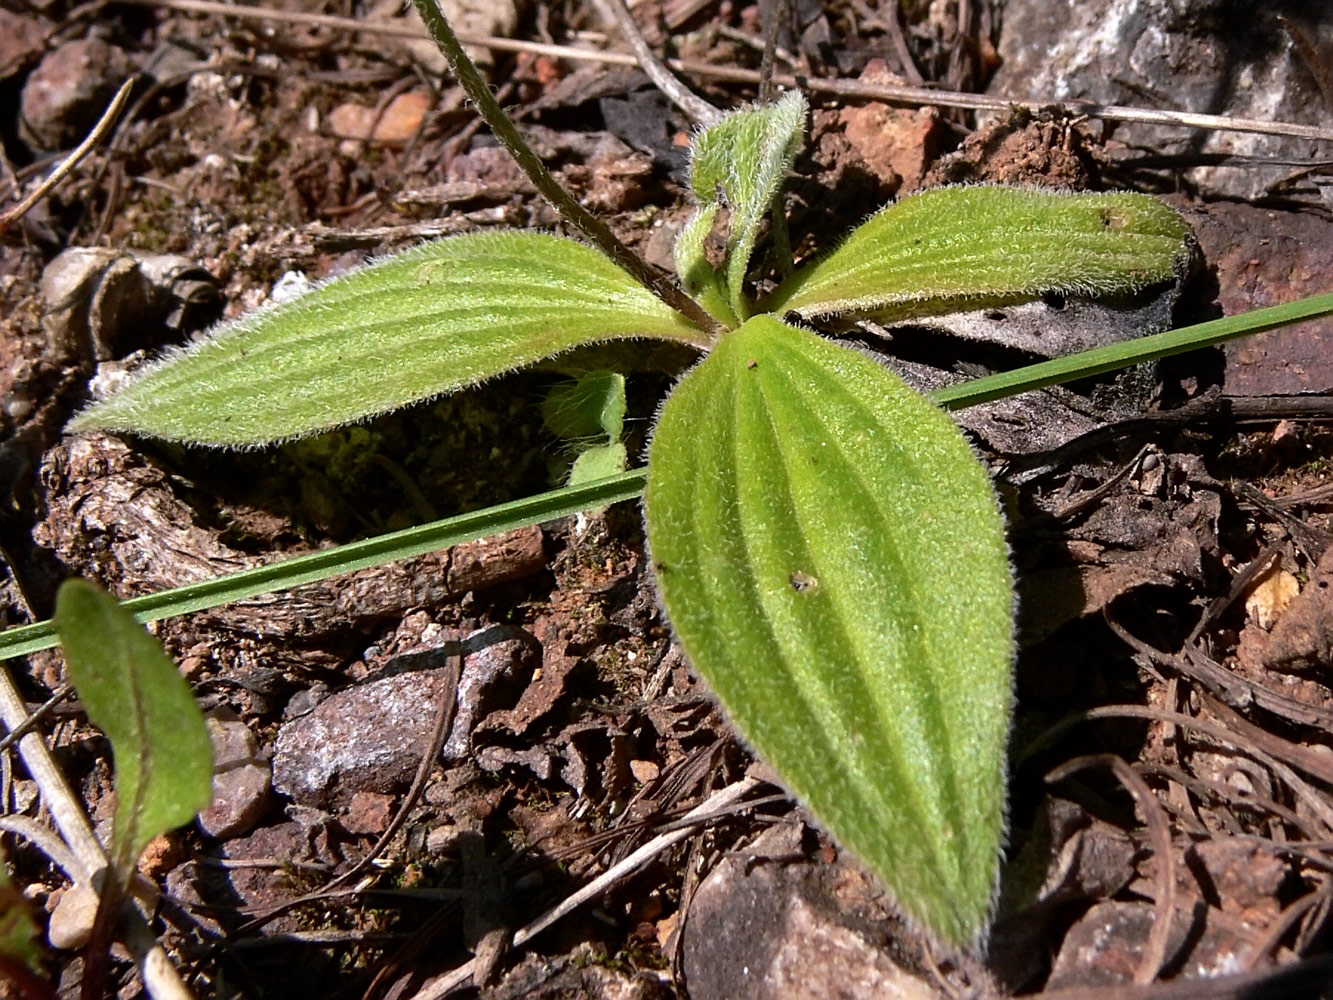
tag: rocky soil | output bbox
[2,1,1332,998]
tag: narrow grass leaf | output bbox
[772,186,1190,320]
[688,92,807,319]
[52,581,214,864]
[70,232,704,446]
[645,314,1013,946]
[10,297,1328,667]
[0,471,649,661]
[933,290,1333,409]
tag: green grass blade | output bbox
[71,232,704,446]
[0,470,648,661]
[645,315,1013,946]
[772,187,1190,320]
[53,581,214,866]
[933,291,1333,409]
[8,297,1330,661]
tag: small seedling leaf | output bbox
[71,232,703,447]
[53,580,214,867]
[569,441,629,485]
[542,371,626,441]
[688,92,807,318]
[645,314,1013,947]
[772,186,1190,321]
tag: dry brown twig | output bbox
[409,776,762,999]
[112,0,1333,143]
[0,77,133,239]
[1046,754,1176,986]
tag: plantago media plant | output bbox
[71,89,1190,946]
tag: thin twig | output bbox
[0,683,74,755]
[1046,754,1175,985]
[322,642,462,893]
[589,0,720,125]
[1019,702,1333,835]
[0,815,84,883]
[0,77,133,238]
[112,0,1333,143]
[1242,881,1333,971]
[757,0,788,102]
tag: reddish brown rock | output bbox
[20,38,132,151]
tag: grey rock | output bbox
[20,38,132,151]
[272,628,536,807]
[990,1,1333,201]
[443,627,536,760]
[682,824,943,1000]
[198,706,272,839]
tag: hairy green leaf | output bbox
[71,232,705,446]
[687,92,807,319]
[543,370,630,487]
[645,314,1013,946]
[542,370,626,441]
[53,581,214,866]
[772,186,1190,320]
[569,441,628,485]
[672,204,736,326]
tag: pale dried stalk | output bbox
[410,776,761,998]
[0,78,133,237]
[0,663,195,1000]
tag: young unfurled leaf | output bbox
[771,187,1191,321]
[541,370,626,441]
[569,441,629,485]
[673,204,736,326]
[685,92,807,319]
[645,314,1013,946]
[70,232,705,447]
[53,581,214,868]
[542,370,630,486]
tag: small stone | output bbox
[47,882,99,951]
[20,39,132,151]
[443,627,536,760]
[1243,566,1300,631]
[342,791,396,835]
[0,11,45,81]
[272,629,536,807]
[839,63,941,192]
[629,759,660,783]
[198,706,272,839]
[683,825,942,1000]
[137,833,185,879]
[328,90,431,144]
